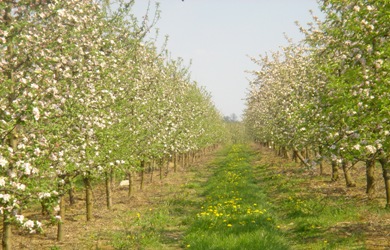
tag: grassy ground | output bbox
[10,144,390,249]
[184,144,289,250]
[254,146,390,250]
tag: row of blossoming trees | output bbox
[244,0,389,206]
[0,0,226,248]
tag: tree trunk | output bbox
[318,147,324,175]
[341,160,356,187]
[331,160,339,182]
[127,172,133,197]
[379,157,390,208]
[149,161,154,183]
[173,153,177,173]
[159,159,163,180]
[366,158,376,199]
[305,147,310,160]
[84,176,93,221]
[292,150,298,163]
[68,182,76,206]
[2,214,12,250]
[105,172,112,210]
[166,157,170,176]
[292,148,310,168]
[140,161,145,190]
[57,195,66,241]
[110,167,115,189]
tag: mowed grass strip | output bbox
[253,149,370,250]
[184,144,289,250]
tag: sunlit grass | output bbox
[184,144,289,250]
[254,156,367,249]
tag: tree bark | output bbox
[292,148,311,168]
[105,172,112,210]
[366,158,376,199]
[2,214,12,250]
[331,160,339,181]
[140,161,145,190]
[110,167,115,189]
[159,159,163,180]
[57,195,66,241]
[341,160,356,187]
[318,147,324,175]
[305,147,310,160]
[84,176,93,221]
[292,150,298,163]
[68,181,76,206]
[379,157,390,208]
[127,171,133,197]
[166,157,170,176]
[173,153,177,173]
[149,161,154,183]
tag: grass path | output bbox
[99,144,290,249]
[184,144,289,250]
[108,143,390,250]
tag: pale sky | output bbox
[132,0,323,119]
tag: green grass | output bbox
[254,158,368,249]
[93,144,381,249]
[184,144,290,250]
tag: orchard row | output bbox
[0,1,226,249]
[244,1,389,205]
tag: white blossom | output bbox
[0,155,8,167]
[365,145,376,154]
[0,177,5,187]
[32,107,40,121]
[16,215,25,224]
[0,194,11,202]
[353,144,360,150]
